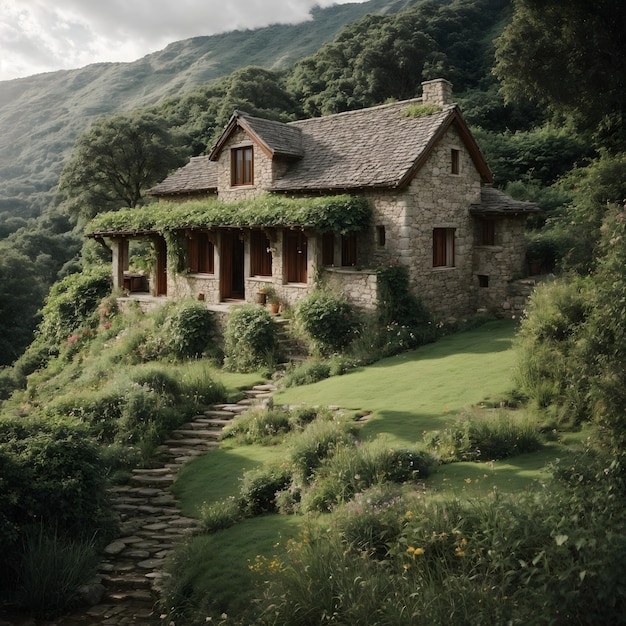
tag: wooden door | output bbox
[286,231,308,283]
[220,232,245,300]
[155,236,167,296]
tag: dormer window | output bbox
[231,146,253,186]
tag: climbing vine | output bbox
[87,194,371,236]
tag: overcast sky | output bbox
[0,0,369,82]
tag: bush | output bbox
[295,291,358,355]
[281,359,331,387]
[334,484,407,558]
[161,299,215,359]
[0,418,115,599]
[223,305,278,372]
[239,464,292,515]
[199,497,243,533]
[36,267,112,347]
[221,407,292,444]
[425,409,542,462]
[515,277,591,420]
[289,418,357,482]
[300,441,430,513]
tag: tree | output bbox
[494,0,626,151]
[58,111,186,221]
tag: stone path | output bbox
[1,384,276,626]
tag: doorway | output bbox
[220,231,245,300]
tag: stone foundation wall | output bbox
[323,268,378,311]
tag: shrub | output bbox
[281,359,331,387]
[289,418,357,482]
[239,464,292,515]
[425,409,542,462]
[221,407,292,444]
[223,305,278,372]
[515,277,591,420]
[161,299,215,359]
[37,267,112,347]
[199,497,243,533]
[295,291,358,355]
[0,418,115,598]
[334,484,407,558]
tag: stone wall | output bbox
[215,128,274,202]
[472,216,528,316]
[323,267,378,311]
[359,125,482,318]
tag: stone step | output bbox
[170,428,222,439]
[162,438,220,448]
[130,474,176,487]
[204,409,236,418]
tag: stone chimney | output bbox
[421,78,454,106]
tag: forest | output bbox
[2,0,626,621]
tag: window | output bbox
[250,230,272,277]
[322,232,335,266]
[341,232,357,266]
[285,231,308,283]
[231,146,253,186]
[188,232,214,274]
[451,149,460,175]
[377,225,386,247]
[480,219,495,246]
[478,274,489,288]
[433,228,455,267]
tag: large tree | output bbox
[58,111,186,221]
[494,0,626,150]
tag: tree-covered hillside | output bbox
[1,0,520,365]
[0,0,423,223]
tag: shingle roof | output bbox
[155,97,494,196]
[236,100,492,191]
[470,187,540,216]
[234,112,304,158]
[148,155,217,197]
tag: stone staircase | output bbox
[274,317,308,364]
[26,384,277,626]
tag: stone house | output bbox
[89,78,538,318]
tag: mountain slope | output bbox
[0,0,423,220]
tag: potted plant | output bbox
[263,285,280,314]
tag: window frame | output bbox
[187,231,214,274]
[322,232,335,266]
[231,146,254,186]
[479,218,496,246]
[450,148,460,175]
[433,227,456,268]
[341,232,357,267]
[250,230,272,277]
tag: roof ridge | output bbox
[287,97,457,126]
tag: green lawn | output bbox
[275,320,518,447]
[167,320,583,620]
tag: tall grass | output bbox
[18,525,98,619]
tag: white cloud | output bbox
[0,0,368,81]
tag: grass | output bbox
[275,320,517,446]
[172,444,284,516]
[159,515,302,622]
[165,320,588,622]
